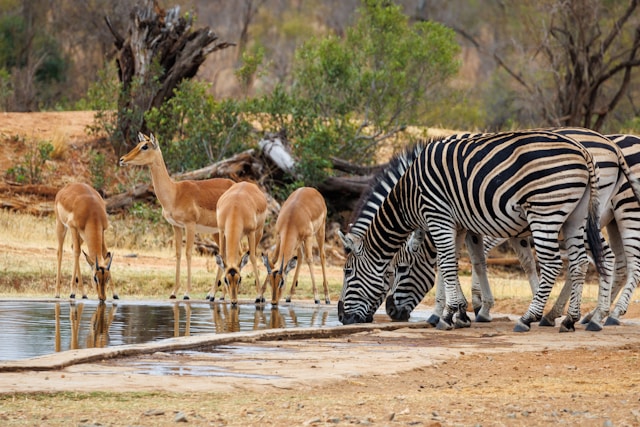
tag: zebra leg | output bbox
[429,272,446,326]
[509,237,540,294]
[514,231,563,333]
[539,276,570,327]
[604,224,637,326]
[466,233,494,322]
[584,236,615,332]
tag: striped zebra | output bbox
[342,143,428,322]
[540,133,640,327]
[384,128,640,331]
[339,130,606,332]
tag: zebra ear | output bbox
[338,230,361,254]
[408,229,425,252]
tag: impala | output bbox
[55,182,115,301]
[261,187,330,306]
[119,132,235,300]
[215,181,268,305]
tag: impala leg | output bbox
[249,231,265,304]
[317,224,330,304]
[183,223,196,300]
[288,247,304,303]
[55,220,66,299]
[170,225,183,299]
[208,232,225,301]
[70,229,86,299]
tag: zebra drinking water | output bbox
[383,128,640,331]
[339,130,605,332]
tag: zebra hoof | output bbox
[538,316,556,327]
[473,306,481,316]
[559,318,576,332]
[427,314,440,327]
[436,319,454,331]
[580,313,593,324]
[454,319,471,329]
[513,320,531,332]
[585,321,603,332]
[475,313,492,323]
[604,317,621,326]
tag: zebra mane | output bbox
[348,140,432,237]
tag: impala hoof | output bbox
[285,297,291,303]
[70,294,76,299]
[183,295,190,300]
[169,294,177,299]
[82,295,88,299]
[314,299,320,304]
[325,299,331,305]
[113,294,120,300]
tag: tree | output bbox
[288,0,460,166]
[447,0,640,131]
[104,0,234,155]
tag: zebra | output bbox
[540,134,640,327]
[339,130,606,333]
[384,128,640,331]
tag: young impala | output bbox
[261,187,330,306]
[215,181,268,305]
[55,182,115,301]
[119,132,235,300]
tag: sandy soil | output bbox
[1,112,640,426]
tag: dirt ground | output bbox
[2,112,640,426]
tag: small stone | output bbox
[174,412,188,423]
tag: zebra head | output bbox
[385,229,438,321]
[338,230,389,324]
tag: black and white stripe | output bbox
[339,130,605,332]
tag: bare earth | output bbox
[1,113,640,426]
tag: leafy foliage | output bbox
[144,80,254,173]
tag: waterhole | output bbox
[0,300,342,361]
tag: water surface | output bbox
[0,300,341,361]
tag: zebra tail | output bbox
[613,143,640,203]
[585,154,607,278]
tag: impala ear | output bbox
[215,254,225,270]
[149,132,159,149]
[137,132,146,142]
[239,251,250,270]
[261,253,272,273]
[284,256,297,275]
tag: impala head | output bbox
[82,251,113,302]
[216,251,251,305]
[119,132,160,167]
[338,230,386,325]
[262,253,297,306]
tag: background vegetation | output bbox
[1,0,638,201]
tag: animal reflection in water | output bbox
[171,302,332,336]
[54,302,117,352]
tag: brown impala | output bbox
[262,187,330,306]
[54,182,115,301]
[215,181,268,305]
[119,132,234,300]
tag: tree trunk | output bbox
[105,0,235,156]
